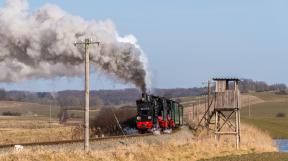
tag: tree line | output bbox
[0,79,286,107]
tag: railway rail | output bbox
[0,133,152,149]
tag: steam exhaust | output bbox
[0,0,150,92]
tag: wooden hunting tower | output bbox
[213,78,241,149]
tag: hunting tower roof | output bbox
[212,78,240,82]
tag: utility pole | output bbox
[197,96,200,123]
[74,38,100,152]
[248,95,251,119]
[49,103,51,124]
[192,103,195,121]
[207,80,211,120]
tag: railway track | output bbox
[0,133,152,149]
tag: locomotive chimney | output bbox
[142,93,148,101]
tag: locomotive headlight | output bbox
[148,116,152,119]
[137,116,141,120]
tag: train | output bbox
[136,93,183,132]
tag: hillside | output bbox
[0,91,282,160]
[0,101,60,117]
[241,92,288,138]
[178,91,288,139]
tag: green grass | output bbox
[241,102,288,117]
[242,117,288,139]
[241,94,288,139]
[251,92,288,101]
[199,152,288,161]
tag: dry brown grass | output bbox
[0,101,60,117]
[0,124,276,161]
[0,127,73,144]
[0,93,277,161]
[183,94,264,127]
[0,116,75,144]
[0,116,61,128]
[240,94,264,107]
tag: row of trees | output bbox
[239,79,287,93]
[0,79,286,107]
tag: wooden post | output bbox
[208,81,210,99]
[238,109,241,143]
[49,103,52,126]
[84,38,90,151]
[192,104,195,121]
[206,80,211,134]
[237,89,241,149]
[235,109,240,149]
[248,95,251,119]
[74,38,100,152]
[197,97,200,124]
[235,81,240,149]
[215,110,218,140]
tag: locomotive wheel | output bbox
[138,129,146,134]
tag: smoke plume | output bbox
[0,0,150,91]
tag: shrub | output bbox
[91,106,136,136]
[2,111,21,116]
[276,112,286,118]
[58,108,69,123]
[275,90,288,95]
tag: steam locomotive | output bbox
[136,93,183,132]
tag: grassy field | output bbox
[0,93,280,160]
[199,152,288,161]
[0,100,101,120]
[0,101,60,117]
[0,124,277,161]
[242,117,288,139]
[251,92,288,101]
[241,92,288,138]
[0,116,78,144]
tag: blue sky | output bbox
[0,0,287,91]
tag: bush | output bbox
[2,111,21,116]
[275,90,288,95]
[58,108,69,123]
[276,112,286,118]
[91,106,137,136]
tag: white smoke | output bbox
[0,0,150,91]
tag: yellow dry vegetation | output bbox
[0,124,276,161]
[0,116,75,144]
[0,127,73,144]
[240,94,264,107]
[0,116,60,128]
